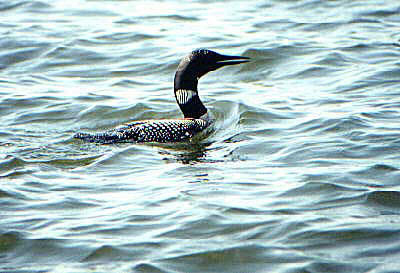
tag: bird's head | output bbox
[177,49,250,79]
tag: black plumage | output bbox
[74,118,208,144]
[74,49,249,144]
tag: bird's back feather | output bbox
[74,118,209,144]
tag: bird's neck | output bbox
[174,71,207,119]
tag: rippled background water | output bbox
[1,0,400,272]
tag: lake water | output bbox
[1,0,400,272]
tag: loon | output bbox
[74,49,249,144]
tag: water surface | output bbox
[1,0,400,272]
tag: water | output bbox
[1,0,400,272]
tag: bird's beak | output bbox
[216,54,250,67]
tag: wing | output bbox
[74,119,209,144]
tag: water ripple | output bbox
[1,0,400,272]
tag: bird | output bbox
[74,49,249,144]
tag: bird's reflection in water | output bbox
[156,141,225,184]
[157,141,212,165]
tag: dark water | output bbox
[1,0,400,272]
